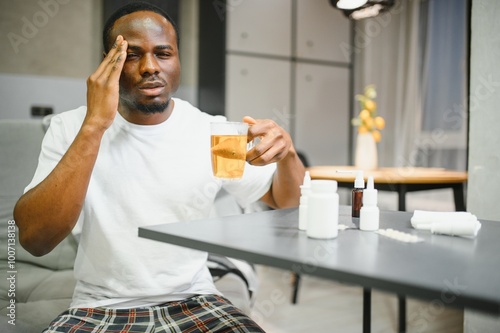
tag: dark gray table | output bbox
[139,206,500,329]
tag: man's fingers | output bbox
[244,118,292,165]
[85,35,126,125]
[105,39,127,81]
[93,35,126,80]
[102,38,127,82]
[248,145,287,166]
[243,116,257,125]
[93,36,122,75]
[243,116,262,143]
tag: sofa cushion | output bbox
[0,119,78,333]
[0,298,73,333]
[0,119,78,271]
[0,261,75,333]
[0,261,76,303]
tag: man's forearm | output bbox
[14,124,104,256]
[263,149,305,209]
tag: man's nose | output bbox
[140,54,160,75]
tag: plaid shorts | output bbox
[42,295,265,333]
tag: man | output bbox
[14,2,305,332]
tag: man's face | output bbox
[111,11,180,114]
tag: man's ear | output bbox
[102,52,107,59]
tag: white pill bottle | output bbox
[306,180,339,239]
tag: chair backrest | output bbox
[296,150,310,167]
[0,119,77,270]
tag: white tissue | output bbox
[411,210,477,229]
[411,210,481,237]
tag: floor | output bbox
[248,189,464,333]
[250,266,463,333]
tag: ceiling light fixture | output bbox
[336,0,368,10]
[331,0,395,20]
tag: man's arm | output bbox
[13,36,128,256]
[243,116,305,209]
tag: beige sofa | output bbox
[0,119,76,332]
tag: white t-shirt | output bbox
[25,98,276,308]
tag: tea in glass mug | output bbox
[210,122,248,179]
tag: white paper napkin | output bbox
[411,210,481,237]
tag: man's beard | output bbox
[135,100,170,114]
[120,96,170,114]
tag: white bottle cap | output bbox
[363,176,377,206]
[300,171,311,195]
[336,169,364,189]
[354,170,364,189]
[311,179,338,193]
[302,171,311,187]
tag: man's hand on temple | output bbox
[85,35,128,132]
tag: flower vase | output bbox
[354,133,378,170]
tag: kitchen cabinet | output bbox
[226,0,292,57]
[294,63,350,165]
[225,54,292,130]
[296,0,352,63]
[225,0,352,165]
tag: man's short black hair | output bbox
[102,1,179,53]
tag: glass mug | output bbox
[210,122,249,180]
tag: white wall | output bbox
[467,0,500,223]
[0,0,101,119]
[0,0,199,120]
[177,0,199,105]
[0,0,102,78]
[464,0,500,331]
[0,73,86,119]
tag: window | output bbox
[418,0,469,170]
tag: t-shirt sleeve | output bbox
[221,162,276,208]
[24,113,76,193]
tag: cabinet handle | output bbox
[240,69,248,76]
[305,74,313,82]
[241,32,248,39]
[306,40,314,47]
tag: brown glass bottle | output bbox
[352,188,363,217]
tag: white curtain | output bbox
[353,0,424,168]
[353,0,469,171]
[419,0,468,171]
